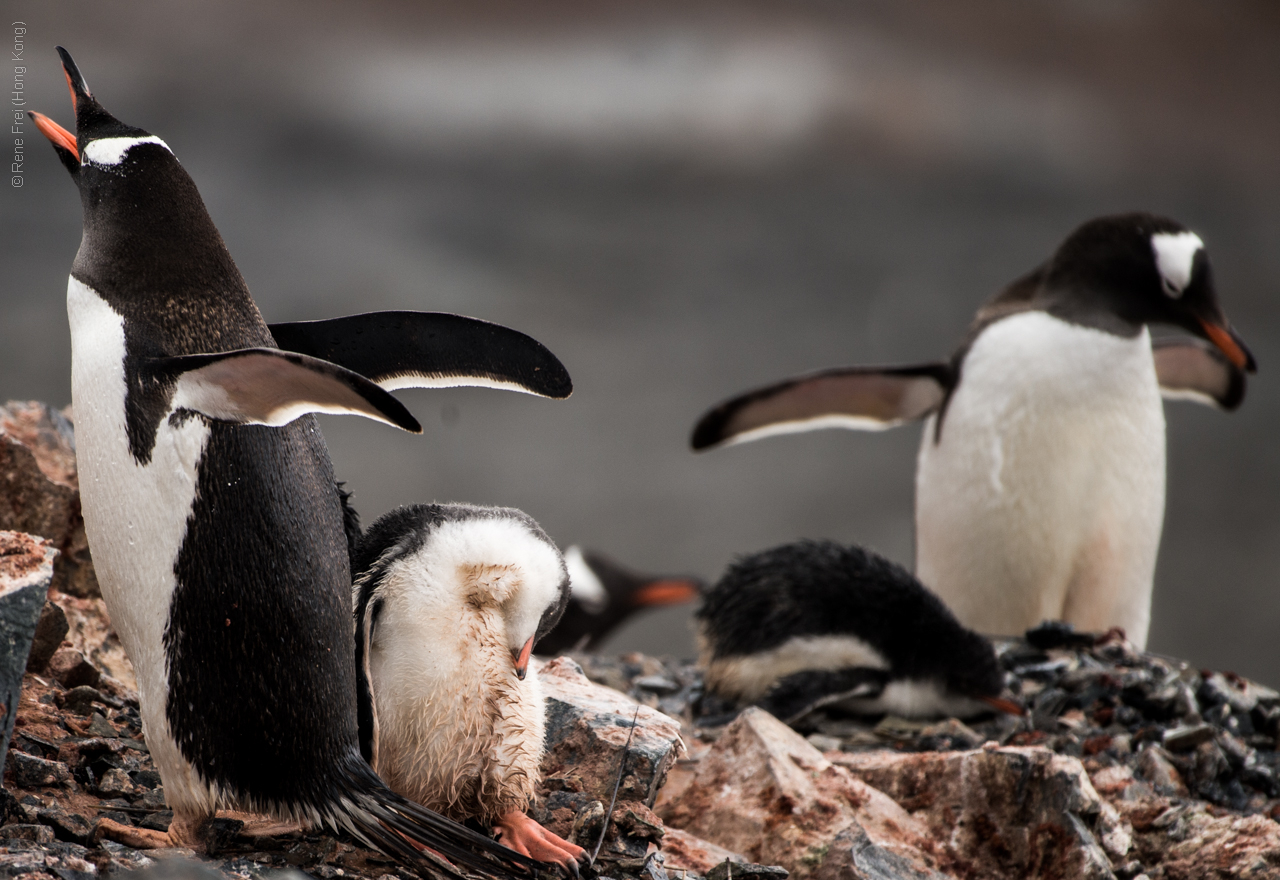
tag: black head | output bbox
[1043,213,1255,373]
[32,47,251,324]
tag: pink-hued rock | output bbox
[0,402,97,598]
[661,828,747,875]
[831,745,1121,879]
[657,708,951,880]
[1118,798,1280,879]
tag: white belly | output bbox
[915,311,1165,648]
[67,276,218,814]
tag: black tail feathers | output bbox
[327,756,541,879]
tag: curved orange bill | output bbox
[631,579,701,607]
[979,695,1025,716]
[1199,318,1255,372]
[30,112,78,160]
[513,635,535,680]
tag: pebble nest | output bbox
[4,621,1280,880]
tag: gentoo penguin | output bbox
[352,504,585,869]
[32,49,571,873]
[697,539,1018,723]
[691,214,1255,649]
[535,546,704,655]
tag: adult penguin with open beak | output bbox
[32,48,571,877]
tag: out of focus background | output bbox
[4,2,1278,681]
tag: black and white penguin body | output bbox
[535,546,703,655]
[34,49,570,872]
[697,540,1012,723]
[353,504,583,868]
[692,214,1255,649]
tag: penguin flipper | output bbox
[756,667,889,726]
[1153,337,1247,410]
[152,347,422,432]
[691,364,952,450]
[268,311,573,400]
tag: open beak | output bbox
[631,579,701,608]
[1198,318,1256,373]
[978,695,1025,716]
[512,636,535,680]
[30,112,78,160]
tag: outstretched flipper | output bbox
[691,364,952,451]
[269,311,573,400]
[1153,337,1247,410]
[153,347,422,432]
[756,667,889,726]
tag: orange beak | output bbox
[512,636,535,680]
[1199,318,1255,372]
[631,579,701,608]
[978,695,1025,716]
[30,112,78,160]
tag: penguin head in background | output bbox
[538,546,703,654]
[1039,213,1255,372]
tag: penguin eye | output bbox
[1161,276,1181,298]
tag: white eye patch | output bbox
[82,135,172,167]
[1152,231,1203,298]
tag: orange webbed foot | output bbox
[494,810,587,875]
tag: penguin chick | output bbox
[697,540,1017,723]
[691,213,1255,649]
[536,546,704,655]
[353,504,585,869]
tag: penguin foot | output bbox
[96,817,173,850]
[165,811,216,850]
[493,810,585,874]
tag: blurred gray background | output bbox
[5,1,1278,682]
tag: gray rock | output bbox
[539,656,685,807]
[0,530,56,768]
[2,823,54,844]
[707,860,789,880]
[1163,724,1215,753]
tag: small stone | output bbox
[61,685,106,716]
[7,751,74,788]
[46,648,100,690]
[204,816,245,856]
[661,828,747,876]
[138,810,172,832]
[36,805,93,844]
[706,860,789,880]
[87,713,118,738]
[95,768,136,797]
[25,601,69,674]
[805,734,842,753]
[1163,724,1215,753]
[2,823,55,843]
[1135,746,1189,797]
[633,676,680,695]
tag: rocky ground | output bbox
[5,401,1280,880]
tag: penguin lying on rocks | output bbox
[32,48,570,875]
[696,539,1021,724]
[352,504,586,871]
[535,546,704,655]
[691,214,1255,649]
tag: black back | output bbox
[698,540,1002,699]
